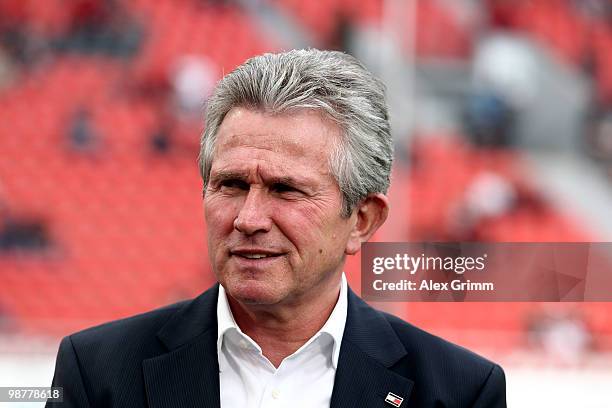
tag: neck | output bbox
[227,276,342,367]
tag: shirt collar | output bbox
[216,273,348,369]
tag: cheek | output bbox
[275,204,323,241]
[275,203,348,254]
[204,196,239,240]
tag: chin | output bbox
[224,280,282,306]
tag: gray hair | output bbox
[198,49,393,217]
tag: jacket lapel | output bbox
[143,285,221,408]
[331,289,414,408]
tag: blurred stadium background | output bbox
[1,0,612,406]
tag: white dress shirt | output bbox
[217,274,348,408]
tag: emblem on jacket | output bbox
[385,392,404,407]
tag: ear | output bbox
[345,193,389,255]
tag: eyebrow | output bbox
[209,170,313,188]
[209,170,248,183]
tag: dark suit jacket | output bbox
[47,284,506,407]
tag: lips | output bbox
[240,254,269,259]
[229,248,285,260]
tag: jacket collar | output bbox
[155,284,220,351]
[329,287,414,408]
[143,284,414,408]
[342,287,407,367]
[143,285,220,408]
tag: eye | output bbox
[271,183,302,195]
[220,179,249,190]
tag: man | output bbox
[48,49,506,407]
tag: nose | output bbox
[233,187,272,235]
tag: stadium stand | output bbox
[1,0,611,355]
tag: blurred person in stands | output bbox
[60,0,142,57]
[0,180,51,252]
[447,171,518,239]
[148,105,176,155]
[66,106,101,154]
[526,308,592,366]
[327,10,353,53]
[585,112,612,170]
[0,42,16,88]
[172,54,217,122]
[47,49,506,408]
[0,0,48,66]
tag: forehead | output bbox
[212,107,341,176]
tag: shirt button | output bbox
[271,389,281,399]
[239,339,249,349]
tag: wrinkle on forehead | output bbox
[215,107,339,155]
[218,132,308,156]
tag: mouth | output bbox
[235,253,277,259]
[229,248,286,261]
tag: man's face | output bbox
[204,107,356,307]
